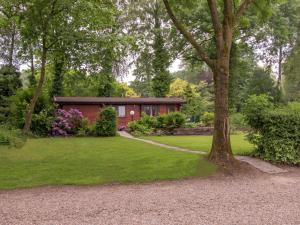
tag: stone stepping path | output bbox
[118,131,288,174]
[236,156,288,174]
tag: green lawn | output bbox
[0,137,216,189]
[143,134,254,155]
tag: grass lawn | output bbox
[0,137,216,190]
[143,134,254,155]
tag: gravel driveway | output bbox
[1,168,299,225]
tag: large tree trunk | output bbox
[23,44,47,134]
[209,57,236,166]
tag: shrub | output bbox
[230,113,248,133]
[51,108,86,136]
[243,94,274,128]
[139,112,157,128]
[94,106,117,136]
[0,126,26,148]
[201,112,214,126]
[164,112,185,130]
[128,112,185,136]
[247,106,300,165]
[31,109,55,136]
[127,121,154,136]
[9,88,49,129]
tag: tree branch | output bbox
[162,0,214,68]
[207,0,223,50]
[234,0,254,25]
[223,0,234,44]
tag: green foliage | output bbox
[230,113,249,133]
[49,55,64,98]
[201,112,214,126]
[0,66,22,123]
[243,94,274,128]
[31,109,54,136]
[0,125,26,148]
[127,121,154,136]
[283,35,300,101]
[128,112,185,136]
[247,68,282,103]
[164,112,185,130]
[94,107,117,137]
[151,8,172,97]
[128,113,156,136]
[247,106,300,165]
[9,88,52,136]
[97,73,115,97]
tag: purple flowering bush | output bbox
[51,108,87,136]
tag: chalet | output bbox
[54,97,186,128]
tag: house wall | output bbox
[61,103,181,128]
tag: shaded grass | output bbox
[0,137,216,189]
[143,134,254,155]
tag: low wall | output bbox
[172,127,214,135]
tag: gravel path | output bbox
[1,169,299,225]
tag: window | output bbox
[142,105,159,116]
[167,105,176,113]
[118,106,126,117]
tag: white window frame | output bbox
[118,105,126,118]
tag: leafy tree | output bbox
[151,2,172,97]
[283,34,300,101]
[114,82,138,97]
[0,66,22,123]
[49,52,64,98]
[20,0,118,133]
[163,0,274,165]
[131,48,153,97]
[249,0,300,87]
[0,0,21,67]
[63,70,97,97]
[247,68,281,103]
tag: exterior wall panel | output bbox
[61,103,182,128]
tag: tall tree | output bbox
[0,0,21,68]
[20,0,117,133]
[0,66,22,123]
[152,1,172,97]
[283,34,300,101]
[163,0,269,166]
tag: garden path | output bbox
[118,131,288,174]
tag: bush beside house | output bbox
[94,106,117,137]
[128,112,186,136]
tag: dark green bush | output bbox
[128,112,186,136]
[31,109,55,136]
[9,88,53,136]
[127,121,154,136]
[0,126,26,148]
[247,105,300,165]
[164,112,185,130]
[94,107,117,136]
[243,94,274,128]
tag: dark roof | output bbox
[54,96,186,105]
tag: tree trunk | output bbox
[23,44,47,134]
[8,22,16,68]
[277,46,283,88]
[208,58,235,166]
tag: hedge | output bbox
[247,105,300,165]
